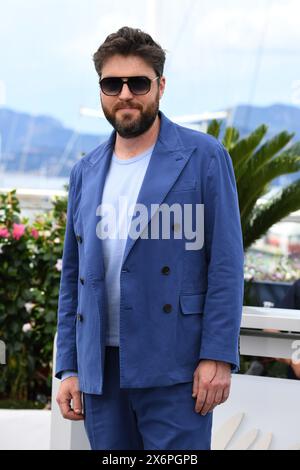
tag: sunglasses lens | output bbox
[100,78,122,95]
[128,77,151,94]
[100,77,152,95]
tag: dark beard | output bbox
[102,98,159,139]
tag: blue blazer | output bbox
[55,111,244,394]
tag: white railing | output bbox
[241,305,300,359]
[0,187,67,222]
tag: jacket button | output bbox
[80,277,84,285]
[161,266,170,275]
[163,304,172,313]
[76,234,83,243]
[77,313,83,322]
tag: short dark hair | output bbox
[93,26,166,78]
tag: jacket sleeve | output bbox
[55,165,79,379]
[199,142,244,372]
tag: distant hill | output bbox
[231,103,300,140]
[231,104,300,187]
[0,108,107,177]
[0,103,300,179]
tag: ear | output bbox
[159,76,166,99]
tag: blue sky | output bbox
[0,0,300,134]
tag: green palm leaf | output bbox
[206,119,300,251]
[222,127,240,151]
[207,119,222,138]
[237,131,294,183]
[230,125,268,172]
[243,180,300,248]
[239,154,300,220]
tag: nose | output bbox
[118,82,134,100]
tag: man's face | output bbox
[100,54,165,138]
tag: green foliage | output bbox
[207,121,300,250]
[0,188,68,402]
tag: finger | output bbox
[60,399,84,421]
[59,397,71,417]
[220,385,231,404]
[192,372,199,398]
[72,391,83,415]
[199,387,216,415]
[206,387,224,414]
[214,387,224,405]
[208,404,218,413]
[195,385,207,413]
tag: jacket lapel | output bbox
[81,133,115,283]
[81,111,196,282]
[121,142,196,267]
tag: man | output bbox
[55,26,244,450]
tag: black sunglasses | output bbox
[99,75,160,96]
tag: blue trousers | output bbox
[83,346,212,450]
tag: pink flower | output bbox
[12,223,25,240]
[31,228,39,239]
[0,227,10,238]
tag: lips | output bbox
[116,106,140,111]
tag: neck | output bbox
[114,114,160,159]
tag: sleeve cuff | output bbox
[61,370,78,381]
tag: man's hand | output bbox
[192,360,231,415]
[56,376,84,420]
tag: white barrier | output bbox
[241,305,300,359]
[211,375,300,450]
